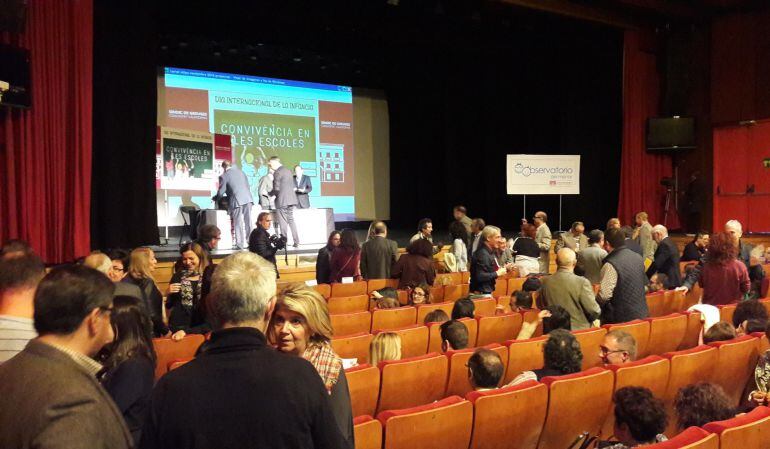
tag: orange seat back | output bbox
[445,344,508,397]
[503,336,547,384]
[496,295,511,311]
[702,405,770,449]
[377,353,448,413]
[416,302,454,325]
[427,321,444,354]
[346,364,381,417]
[331,311,372,336]
[605,320,651,358]
[646,292,667,318]
[331,280,367,297]
[466,380,547,449]
[429,286,445,302]
[680,311,704,350]
[371,306,417,331]
[313,283,331,299]
[367,279,388,293]
[521,309,544,338]
[327,294,369,314]
[538,368,615,449]
[647,313,688,355]
[458,318,478,348]
[378,396,473,449]
[461,271,470,284]
[718,303,737,325]
[444,284,463,302]
[493,278,507,298]
[752,331,770,353]
[332,332,372,362]
[572,327,608,370]
[708,335,760,406]
[472,298,496,317]
[507,277,526,295]
[666,289,688,316]
[153,335,205,379]
[662,346,718,436]
[167,358,192,372]
[353,415,382,449]
[475,313,523,347]
[378,324,428,358]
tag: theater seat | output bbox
[604,320,651,358]
[708,335,760,406]
[475,313,523,347]
[646,292,666,318]
[167,358,192,372]
[702,405,770,449]
[472,298,496,317]
[662,346,718,436]
[377,353,448,413]
[353,415,382,449]
[666,290,688,316]
[332,332,372,363]
[493,278,507,298]
[327,294,369,314]
[462,271,470,284]
[429,286,445,302]
[371,306,417,331]
[346,364,380,417]
[444,284,463,302]
[461,284,470,297]
[445,344,508,397]
[503,336,547,384]
[331,311,372,336]
[458,318,478,348]
[416,302,454,324]
[645,426,718,449]
[507,277,526,296]
[572,327,608,370]
[427,321,444,354]
[537,367,615,449]
[377,395,473,449]
[331,280,368,297]
[717,304,737,326]
[367,279,397,293]
[680,311,704,350]
[521,309,544,338]
[647,314,688,355]
[153,334,206,379]
[313,283,331,299]
[465,380,547,449]
[496,295,511,311]
[603,356,671,436]
[752,331,770,353]
[375,324,428,358]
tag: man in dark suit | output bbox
[0,265,132,449]
[294,165,313,209]
[361,221,398,280]
[646,224,681,288]
[140,252,346,449]
[470,225,509,295]
[248,212,279,275]
[621,226,644,257]
[268,157,300,247]
[215,160,254,250]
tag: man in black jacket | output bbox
[681,232,709,262]
[249,212,280,276]
[470,225,508,295]
[140,252,347,449]
[646,224,681,288]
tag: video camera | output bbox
[269,233,288,250]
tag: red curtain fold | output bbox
[0,0,93,263]
[617,30,680,229]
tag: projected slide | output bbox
[156,67,355,223]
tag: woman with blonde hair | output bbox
[368,332,402,366]
[123,247,167,337]
[269,283,353,447]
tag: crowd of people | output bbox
[0,205,769,448]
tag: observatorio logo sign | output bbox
[513,163,574,177]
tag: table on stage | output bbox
[282,207,335,246]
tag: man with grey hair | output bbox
[599,330,637,365]
[555,221,588,253]
[140,252,346,449]
[470,225,509,296]
[83,252,142,300]
[646,225,681,288]
[541,248,601,330]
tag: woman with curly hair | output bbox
[392,238,436,289]
[700,232,750,305]
[507,329,582,386]
[601,387,668,448]
[675,383,734,430]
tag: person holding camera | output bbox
[249,212,286,277]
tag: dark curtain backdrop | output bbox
[0,0,92,264]
[617,30,679,228]
[386,24,623,235]
[91,3,160,250]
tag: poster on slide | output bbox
[506,154,581,195]
[160,127,216,191]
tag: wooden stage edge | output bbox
[149,233,770,295]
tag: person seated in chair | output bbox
[451,298,475,320]
[467,348,504,392]
[440,320,469,352]
[599,330,637,366]
[647,273,668,293]
[508,329,582,386]
[600,387,668,448]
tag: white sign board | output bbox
[506,154,581,195]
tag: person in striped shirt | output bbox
[0,252,45,363]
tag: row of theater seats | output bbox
[350,335,769,449]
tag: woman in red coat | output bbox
[329,229,361,282]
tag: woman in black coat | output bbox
[316,231,341,284]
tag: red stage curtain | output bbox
[617,30,679,229]
[0,0,93,263]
